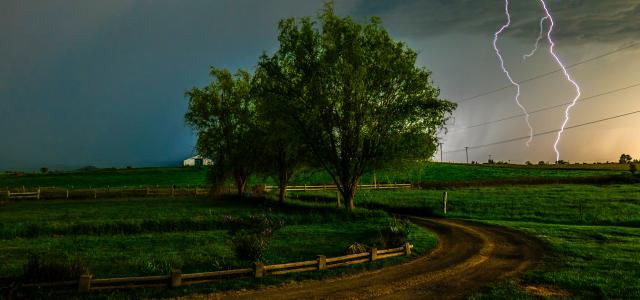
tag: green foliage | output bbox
[257,3,455,210]
[375,218,411,248]
[231,231,270,262]
[619,153,633,164]
[630,163,637,175]
[185,68,257,195]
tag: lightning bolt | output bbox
[493,0,534,147]
[538,0,581,163]
[523,16,549,60]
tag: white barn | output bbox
[182,155,213,167]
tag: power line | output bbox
[443,110,640,153]
[456,42,639,104]
[449,81,640,132]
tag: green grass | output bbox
[307,186,639,299]
[292,184,640,226]
[0,197,436,282]
[472,222,640,299]
[0,167,208,189]
[1,162,631,190]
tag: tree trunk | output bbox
[341,184,357,212]
[278,170,289,203]
[235,175,247,197]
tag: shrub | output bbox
[345,242,367,254]
[231,231,269,262]
[630,163,637,175]
[376,218,411,248]
[23,254,88,283]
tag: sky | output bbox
[1,0,639,170]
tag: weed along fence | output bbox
[17,243,413,293]
[1,186,210,201]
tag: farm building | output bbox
[182,156,213,167]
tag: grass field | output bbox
[289,182,640,299]
[470,222,640,299]
[2,163,639,299]
[1,162,632,189]
[0,197,435,281]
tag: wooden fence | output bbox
[1,186,210,201]
[265,183,412,192]
[17,243,412,293]
[0,183,411,201]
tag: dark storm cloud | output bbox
[356,0,640,44]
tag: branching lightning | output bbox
[523,16,549,60]
[538,0,581,163]
[493,0,534,147]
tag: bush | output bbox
[375,218,411,248]
[630,163,637,175]
[231,231,269,262]
[23,254,88,283]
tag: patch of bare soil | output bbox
[175,217,546,300]
[523,284,571,298]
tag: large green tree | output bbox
[258,4,456,211]
[185,68,257,196]
[254,69,310,202]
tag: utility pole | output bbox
[438,143,444,162]
[488,154,492,164]
[465,147,469,164]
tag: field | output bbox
[292,182,640,299]
[0,162,632,190]
[1,163,639,299]
[0,196,436,298]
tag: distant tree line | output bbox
[184,3,456,211]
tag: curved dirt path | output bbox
[180,217,545,300]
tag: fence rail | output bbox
[16,243,413,293]
[0,186,210,201]
[265,183,412,192]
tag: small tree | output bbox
[40,167,49,174]
[619,153,633,164]
[630,163,637,175]
[185,68,258,197]
[538,161,545,165]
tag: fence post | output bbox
[370,248,378,261]
[78,273,92,292]
[66,189,69,199]
[336,191,341,208]
[442,192,448,215]
[317,255,326,271]
[37,188,40,200]
[171,185,175,197]
[170,269,182,288]
[94,189,97,199]
[254,262,264,278]
[304,184,307,192]
[404,243,412,256]
[146,187,150,196]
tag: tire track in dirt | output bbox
[179,217,545,300]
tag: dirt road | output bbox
[181,217,545,300]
